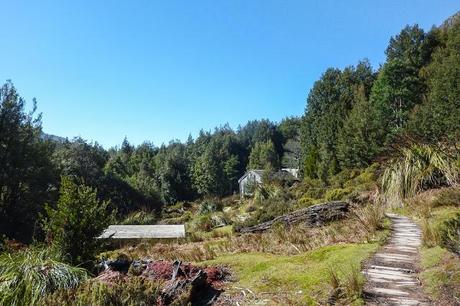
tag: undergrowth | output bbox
[44,277,162,306]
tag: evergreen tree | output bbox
[370,25,435,143]
[248,140,279,170]
[44,177,112,266]
[337,86,382,168]
[408,17,460,142]
[154,142,194,203]
[0,81,56,242]
[300,61,374,179]
[191,126,243,196]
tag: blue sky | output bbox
[1,1,458,148]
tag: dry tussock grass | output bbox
[115,204,386,261]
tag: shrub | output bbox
[248,196,294,226]
[432,188,460,208]
[438,213,460,254]
[193,214,214,232]
[210,212,228,228]
[295,178,326,200]
[329,169,360,188]
[121,210,157,225]
[298,196,315,207]
[421,218,438,247]
[343,164,378,189]
[198,199,222,215]
[324,188,352,201]
[43,176,113,267]
[161,211,193,225]
[420,208,460,254]
[0,247,88,305]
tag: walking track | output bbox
[362,213,429,305]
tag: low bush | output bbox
[420,207,460,254]
[161,210,193,225]
[297,195,316,208]
[437,213,460,254]
[324,188,352,201]
[431,188,460,208]
[198,199,223,215]
[421,218,438,248]
[192,214,214,232]
[343,164,378,191]
[120,210,157,225]
[294,178,327,200]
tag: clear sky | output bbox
[1,1,458,148]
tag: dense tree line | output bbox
[301,13,460,180]
[0,81,300,242]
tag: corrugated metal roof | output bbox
[99,225,185,239]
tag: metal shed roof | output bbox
[99,224,185,239]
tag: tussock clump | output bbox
[0,247,88,305]
[45,277,162,306]
[326,264,364,304]
[351,203,386,234]
[382,143,459,207]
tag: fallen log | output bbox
[238,201,349,233]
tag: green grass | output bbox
[201,243,378,304]
[419,246,460,302]
[211,225,233,236]
[420,246,446,269]
[431,206,460,221]
[419,206,460,251]
[399,188,460,303]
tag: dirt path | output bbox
[362,213,429,305]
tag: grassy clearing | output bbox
[201,243,378,305]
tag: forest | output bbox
[0,11,459,306]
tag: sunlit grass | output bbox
[200,243,378,304]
